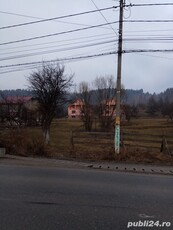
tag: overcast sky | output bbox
[0,0,173,93]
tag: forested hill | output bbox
[0,88,173,105]
[123,88,173,105]
[0,89,33,98]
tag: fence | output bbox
[122,131,173,154]
[71,131,114,148]
[71,130,173,154]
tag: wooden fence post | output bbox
[71,130,74,150]
[120,131,123,147]
[160,135,170,154]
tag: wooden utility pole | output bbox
[115,0,124,154]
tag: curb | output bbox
[86,163,173,176]
[1,155,173,176]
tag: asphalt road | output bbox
[0,164,172,230]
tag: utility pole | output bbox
[115,0,124,154]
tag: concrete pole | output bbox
[115,0,124,154]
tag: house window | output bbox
[106,110,109,114]
[72,110,75,114]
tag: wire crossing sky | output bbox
[0,0,173,93]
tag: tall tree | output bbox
[28,62,73,144]
[146,96,158,116]
[78,81,93,131]
[93,75,116,130]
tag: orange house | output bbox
[101,99,116,117]
[68,99,85,119]
[101,99,126,119]
[68,98,125,119]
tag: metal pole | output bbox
[115,0,124,154]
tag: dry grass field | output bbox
[122,118,173,149]
[1,117,173,164]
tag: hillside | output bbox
[1,88,173,105]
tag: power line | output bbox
[0,6,116,30]
[0,10,42,19]
[124,49,173,54]
[1,36,172,61]
[1,19,171,46]
[1,49,173,70]
[125,28,173,33]
[134,53,173,61]
[124,19,173,23]
[0,10,117,31]
[1,29,172,52]
[0,39,116,61]
[1,48,173,74]
[0,35,172,61]
[0,10,115,30]
[0,21,118,46]
[1,1,171,25]
[0,51,116,70]
[90,0,118,36]
[0,33,114,51]
[128,3,173,7]
[0,35,115,56]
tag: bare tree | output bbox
[28,62,73,144]
[78,82,93,131]
[93,75,116,130]
[0,92,25,128]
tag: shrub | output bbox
[0,129,48,157]
[27,138,48,157]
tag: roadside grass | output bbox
[50,119,83,158]
[122,118,173,149]
[120,117,173,164]
[0,117,173,164]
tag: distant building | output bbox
[68,99,85,119]
[0,96,38,112]
[3,96,33,104]
[68,98,125,120]
[101,99,126,120]
[101,99,116,117]
[0,96,40,126]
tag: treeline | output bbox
[1,88,173,105]
[146,95,173,119]
[1,87,173,121]
[124,88,173,105]
[0,89,33,99]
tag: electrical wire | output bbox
[0,6,116,30]
[134,53,173,61]
[124,49,173,54]
[0,10,115,30]
[1,35,172,58]
[90,0,118,36]
[1,29,173,52]
[1,2,173,77]
[0,21,118,46]
[0,33,115,52]
[128,3,173,7]
[1,49,173,70]
[0,35,116,56]
[124,20,173,23]
[0,51,116,71]
[0,39,116,61]
[1,19,172,47]
[1,48,173,74]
